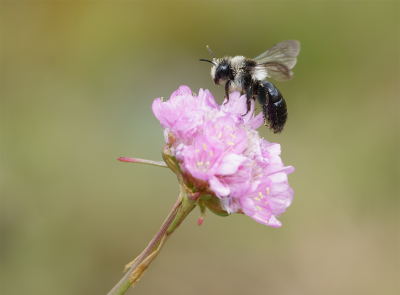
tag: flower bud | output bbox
[161,144,179,175]
[202,195,229,217]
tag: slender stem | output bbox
[106,195,196,295]
[118,157,168,168]
[167,197,196,235]
[107,197,181,295]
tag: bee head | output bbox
[213,61,230,85]
[200,45,231,86]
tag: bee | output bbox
[199,40,300,133]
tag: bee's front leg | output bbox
[223,80,231,105]
[242,86,252,116]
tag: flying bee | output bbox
[199,40,300,133]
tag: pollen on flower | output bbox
[197,162,203,166]
[230,134,236,138]
[264,202,268,206]
[227,142,234,146]
[256,206,262,211]
[203,143,207,150]
[266,187,270,195]
[195,150,199,153]
[259,192,265,199]
[215,125,218,129]
[254,197,261,201]
[218,132,222,139]
[206,161,210,165]
[209,151,213,157]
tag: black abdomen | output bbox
[263,81,287,133]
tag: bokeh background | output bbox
[2,1,399,295]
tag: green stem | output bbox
[106,194,195,295]
[167,197,196,235]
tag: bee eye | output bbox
[216,64,229,80]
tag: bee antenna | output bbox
[199,59,216,66]
[206,45,215,59]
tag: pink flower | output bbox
[153,85,294,227]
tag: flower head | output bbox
[153,85,294,227]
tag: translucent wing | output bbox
[252,40,300,81]
[253,40,300,67]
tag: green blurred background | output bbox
[2,1,399,295]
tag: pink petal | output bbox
[216,153,248,175]
[265,216,282,228]
[232,128,247,154]
[266,197,288,215]
[275,166,295,175]
[209,176,230,197]
[266,143,281,157]
[216,164,252,198]
[198,88,219,110]
[239,196,256,216]
[242,99,255,123]
[170,85,192,99]
[221,92,247,116]
[152,98,164,124]
[247,112,264,130]
[220,197,241,214]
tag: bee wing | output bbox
[252,40,300,81]
[253,40,300,68]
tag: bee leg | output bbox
[242,86,252,116]
[262,106,269,128]
[256,82,270,127]
[223,79,231,105]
